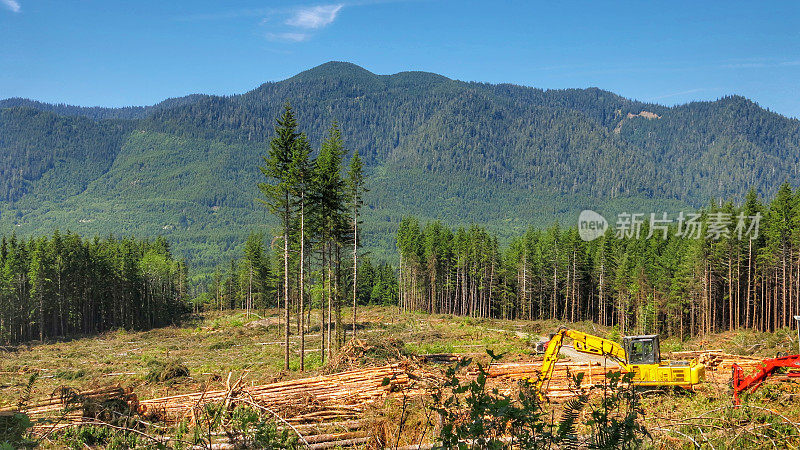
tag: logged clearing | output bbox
[3,307,800,448]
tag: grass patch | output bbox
[55,369,87,380]
[208,338,237,350]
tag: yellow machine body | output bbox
[535,327,705,400]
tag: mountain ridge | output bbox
[2,61,798,273]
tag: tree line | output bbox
[398,184,800,338]
[0,232,188,344]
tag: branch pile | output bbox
[325,337,406,372]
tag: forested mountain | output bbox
[1,61,799,273]
[0,94,206,120]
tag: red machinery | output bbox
[732,355,800,405]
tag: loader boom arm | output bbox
[535,327,627,400]
[732,355,800,405]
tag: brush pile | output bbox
[325,337,406,372]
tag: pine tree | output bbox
[289,133,314,371]
[259,103,300,371]
[28,238,51,341]
[312,123,347,361]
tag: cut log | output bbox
[308,436,371,449]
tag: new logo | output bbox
[578,210,608,241]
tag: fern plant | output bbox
[557,393,589,448]
[1,372,37,448]
[16,372,39,411]
[587,371,649,449]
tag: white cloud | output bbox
[286,4,343,29]
[266,32,312,42]
[2,0,20,13]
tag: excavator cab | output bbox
[623,335,661,365]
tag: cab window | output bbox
[628,339,656,365]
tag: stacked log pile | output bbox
[0,385,138,434]
[284,419,371,449]
[2,364,431,447]
[2,350,776,447]
[478,360,619,399]
[138,363,424,424]
[134,362,434,448]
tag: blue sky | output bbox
[1,0,799,117]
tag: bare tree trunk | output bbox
[352,206,358,340]
[728,255,733,331]
[38,290,44,342]
[774,269,779,331]
[321,245,327,364]
[599,260,605,326]
[489,257,494,318]
[552,263,557,321]
[398,253,403,313]
[299,193,305,371]
[248,264,253,318]
[783,252,788,329]
[284,201,290,371]
[335,243,342,348]
[703,263,708,336]
[747,239,752,329]
[327,242,333,361]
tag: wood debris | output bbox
[0,350,784,447]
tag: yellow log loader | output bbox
[535,327,705,400]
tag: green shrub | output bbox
[0,412,32,448]
[59,425,141,450]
